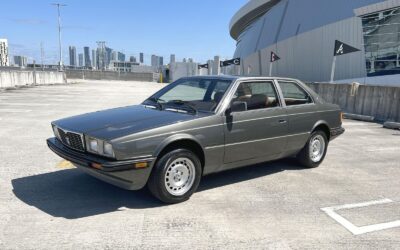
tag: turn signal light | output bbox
[135,162,148,169]
[91,163,103,170]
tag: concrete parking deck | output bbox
[0,81,399,249]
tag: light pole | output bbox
[52,3,66,71]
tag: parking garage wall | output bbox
[65,70,160,82]
[307,82,400,123]
[0,70,66,89]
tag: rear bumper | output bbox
[330,126,345,140]
[47,137,155,190]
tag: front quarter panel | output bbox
[111,114,225,173]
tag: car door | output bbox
[277,80,317,152]
[223,80,288,163]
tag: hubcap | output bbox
[309,134,325,162]
[164,157,196,196]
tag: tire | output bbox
[147,149,202,204]
[297,130,328,168]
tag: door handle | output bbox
[278,119,287,124]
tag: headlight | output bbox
[103,142,113,156]
[89,138,98,152]
[86,136,115,158]
[52,125,60,140]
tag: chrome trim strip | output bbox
[205,132,310,150]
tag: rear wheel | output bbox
[297,130,328,168]
[147,149,202,204]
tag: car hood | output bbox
[53,105,204,140]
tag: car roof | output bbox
[186,75,301,82]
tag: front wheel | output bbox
[297,130,328,168]
[147,149,202,204]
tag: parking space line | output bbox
[321,198,400,235]
[0,109,32,113]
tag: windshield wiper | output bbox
[146,97,164,110]
[167,100,197,114]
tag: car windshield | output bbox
[143,78,233,113]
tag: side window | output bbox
[233,81,280,111]
[278,81,313,106]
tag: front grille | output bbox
[57,128,85,152]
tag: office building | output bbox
[140,53,144,63]
[84,46,91,67]
[92,49,97,69]
[151,55,159,68]
[170,54,176,64]
[13,56,27,67]
[69,46,77,67]
[78,53,84,67]
[0,39,9,66]
[118,52,125,62]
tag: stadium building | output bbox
[230,0,400,84]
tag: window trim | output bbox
[276,80,315,107]
[224,79,283,114]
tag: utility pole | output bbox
[52,3,66,71]
[40,42,44,71]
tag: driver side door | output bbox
[223,80,288,163]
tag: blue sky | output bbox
[0,0,247,65]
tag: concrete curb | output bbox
[343,113,375,122]
[383,121,400,130]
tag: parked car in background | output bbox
[47,76,344,203]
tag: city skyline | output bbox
[0,0,247,65]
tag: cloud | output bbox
[10,18,47,25]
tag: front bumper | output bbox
[330,126,345,140]
[47,137,155,190]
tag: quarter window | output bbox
[232,81,280,111]
[278,81,313,106]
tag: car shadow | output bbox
[12,158,305,219]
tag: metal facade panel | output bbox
[241,17,366,82]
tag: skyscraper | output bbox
[170,54,176,64]
[78,53,84,67]
[151,55,158,68]
[92,49,97,69]
[69,46,77,67]
[111,51,118,61]
[0,39,9,66]
[129,56,136,63]
[118,52,125,62]
[105,47,113,67]
[140,53,144,64]
[84,46,91,67]
[13,56,27,67]
[159,56,164,67]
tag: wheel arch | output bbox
[154,134,205,169]
[311,121,331,141]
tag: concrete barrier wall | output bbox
[65,70,159,82]
[0,70,66,89]
[306,82,400,123]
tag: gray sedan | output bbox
[47,76,344,203]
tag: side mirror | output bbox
[226,101,247,115]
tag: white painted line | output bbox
[0,109,32,113]
[321,198,400,235]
